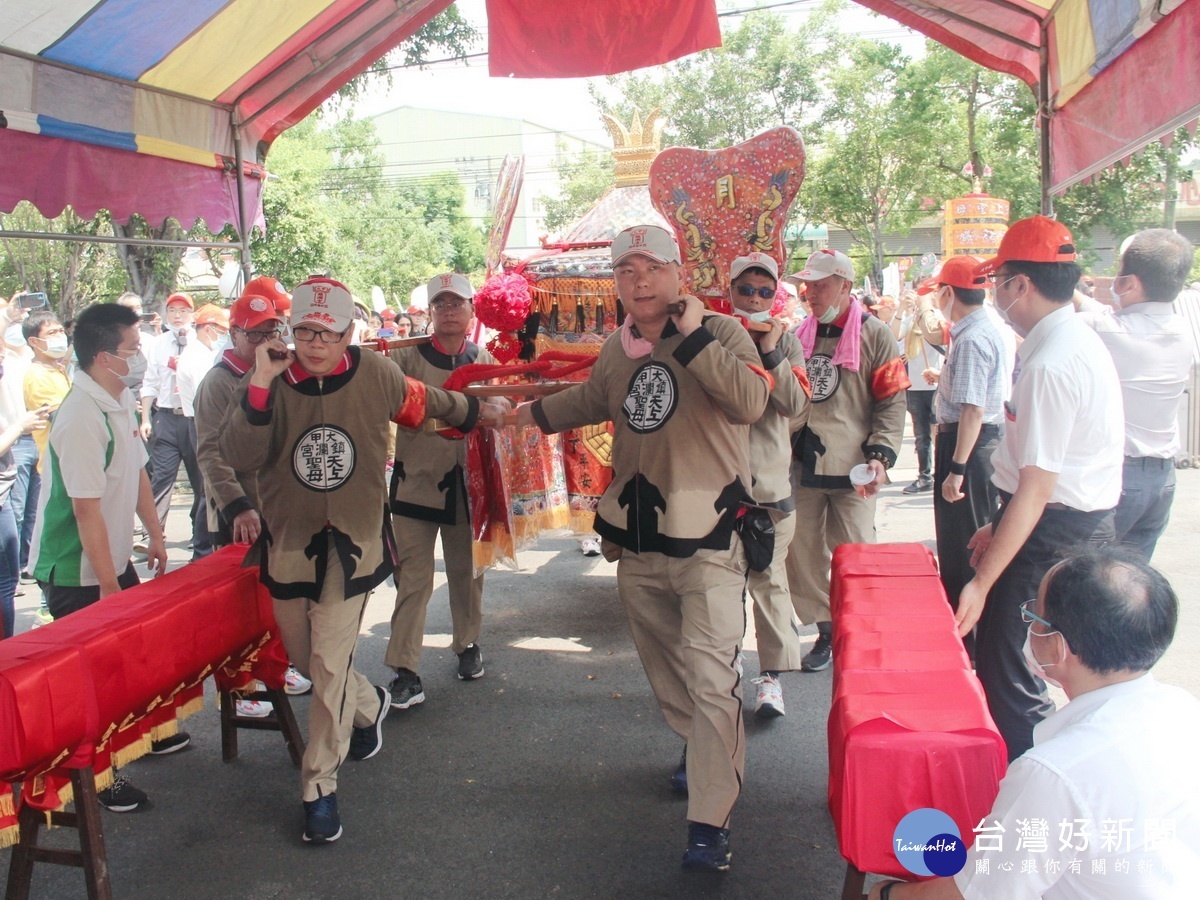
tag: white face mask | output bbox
[1110,275,1129,309]
[1022,627,1065,690]
[738,309,773,323]
[5,323,26,348]
[107,351,148,388]
[43,334,70,359]
[817,304,841,325]
[213,332,232,355]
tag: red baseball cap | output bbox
[165,291,194,309]
[976,216,1076,276]
[242,276,291,315]
[230,293,284,331]
[918,256,986,294]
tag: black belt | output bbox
[997,489,1080,514]
[937,421,1001,435]
[154,406,185,416]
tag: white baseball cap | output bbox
[425,272,474,303]
[730,252,780,283]
[291,277,354,333]
[611,225,681,267]
[785,249,855,283]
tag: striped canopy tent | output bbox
[0,0,1196,242]
[858,0,1200,206]
[0,0,459,239]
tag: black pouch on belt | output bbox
[737,507,775,573]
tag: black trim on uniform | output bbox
[530,399,553,434]
[287,346,361,397]
[758,345,785,370]
[390,465,462,526]
[241,389,273,426]
[418,340,480,371]
[672,323,715,367]
[221,496,255,524]
[593,475,750,559]
[458,396,481,433]
[256,517,394,601]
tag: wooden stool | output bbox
[218,686,305,767]
[5,767,111,900]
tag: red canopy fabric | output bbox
[484,0,721,78]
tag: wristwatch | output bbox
[879,881,904,900]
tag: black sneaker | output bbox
[388,669,425,709]
[349,685,390,761]
[670,746,688,795]
[302,791,342,843]
[19,571,36,585]
[801,633,833,672]
[97,773,148,812]
[903,474,934,494]
[682,822,731,872]
[149,731,191,755]
[457,643,484,680]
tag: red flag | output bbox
[486,0,722,78]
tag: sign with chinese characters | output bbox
[622,361,678,433]
[944,193,1010,258]
[292,425,356,491]
[648,126,806,307]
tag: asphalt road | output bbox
[4,436,1197,899]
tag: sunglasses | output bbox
[735,285,776,300]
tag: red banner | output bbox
[486,0,722,78]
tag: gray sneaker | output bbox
[388,669,425,709]
[801,633,833,672]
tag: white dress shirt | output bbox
[990,305,1124,511]
[140,327,189,409]
[174,339,221,418]
[955,674,1200,899]
[1082,302,1195,458]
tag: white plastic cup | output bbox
[849,463,875,487]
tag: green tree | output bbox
[540,143,615,235]
[0,204,124,319]
[805,40,956,285]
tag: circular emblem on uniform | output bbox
[622,361,677,433]
[292,426,356,491]
[249,297,268,312]
[806,353,840,403]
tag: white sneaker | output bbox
[235,699,273,718]
[580,537,602,557]
[285,666,313,696]
[752,674,785,718]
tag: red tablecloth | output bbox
[828,543,1007,879]
[0,547,285,846]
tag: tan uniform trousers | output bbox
[746,510,804,672]
[385,492,483,672]
[617,536,747,829]
[271,550,382,803]
[786,483,877,625]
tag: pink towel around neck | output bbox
[796,299,863,371]
[619,317,655,359]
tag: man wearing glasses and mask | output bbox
[726,253,810,718]
[956,216,1124,762]
[220,276,503,844]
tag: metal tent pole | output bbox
[233,117,253,286]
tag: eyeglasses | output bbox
[234,326,281,344]
[292,325,349,344]
[988,271,1020,290]
[431,298,470,311]
[1020,598,1056,632]
[735,285,776,300]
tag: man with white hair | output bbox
[784,250,909,672]
[516,225,771,872]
